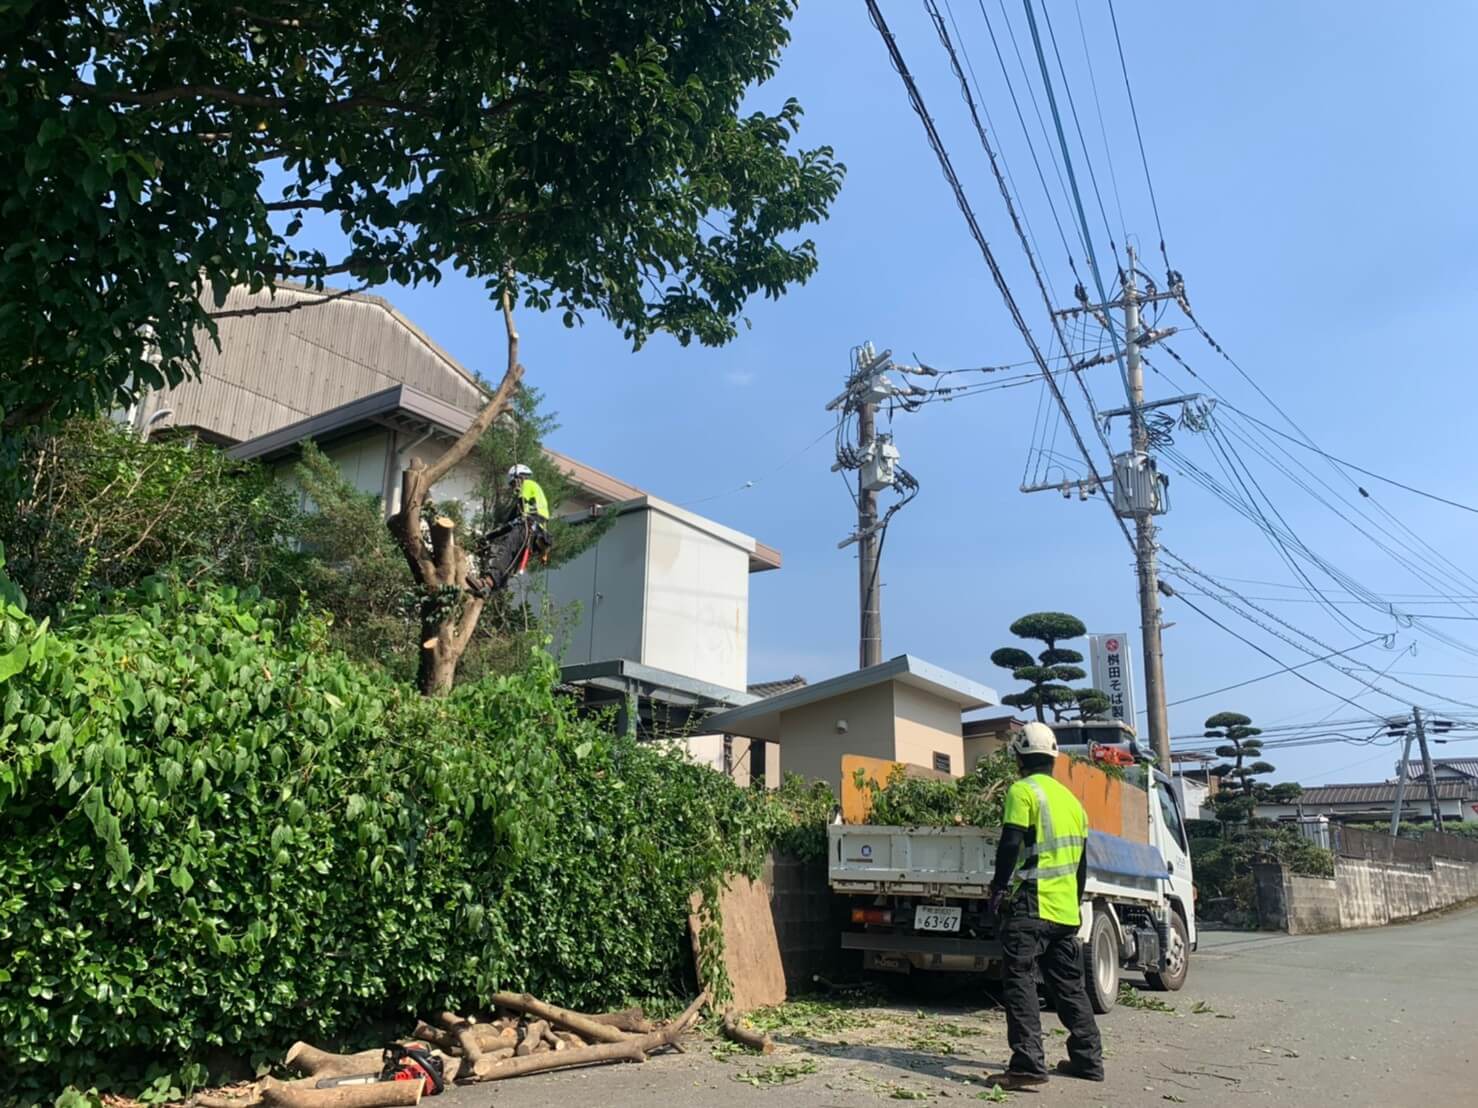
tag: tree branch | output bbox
[208,284,369,319]
[70,80,527,121]
[419,278,523,489]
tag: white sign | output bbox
[1089,633,1138,725]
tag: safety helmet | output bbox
[507,463,533,484]
[1009,721,1059,759]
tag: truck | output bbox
[827,745,1196,1012]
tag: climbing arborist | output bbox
[984,721,1104,1090]
[467,463,551,597]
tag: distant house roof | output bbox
[1295,781,1472,806]
[748,675,808,699]
[705,655,997,742]
[227,383,781,572]
[1399,758,1478,780]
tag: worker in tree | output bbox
[467,463,550,597]
[984,722,1103,1090]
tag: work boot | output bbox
[1054,1059,1105,1082]
[984,1071,1049,1091]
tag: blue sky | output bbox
[371,2,1478,787]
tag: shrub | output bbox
[860,750,1017,827]
[1188,827,1334,924]
[0,580,776,1100]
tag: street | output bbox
[448,905,1478,1106]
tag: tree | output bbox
[991,612,1111,724]
[1,0,843,428]
[1204,711,1275,826]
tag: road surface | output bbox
[449,905,1478,1106]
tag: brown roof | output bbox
[747,675,808,699]
[1400,758,1478,780]
[1298,781,1472,806]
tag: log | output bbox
[409,1023,457,1054]
[259,1077,421,1108]
[721,1009,774,1054]
[542,1027,565,1052]
[470,1037,646,1081]
[434,1011,483,1071]
[514,1020,549,1057]
[486,993,628,1044]
[586,1006,654,1034]
[283,1045,383,1079]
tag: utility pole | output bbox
[1124,250,1172,772]
[856,388,883,669]
[1412,706,1445,833]
[830,343,916,671]
[1389,727,1414,835]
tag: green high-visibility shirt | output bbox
[518,477,549,521]
[1003,772,1089,927]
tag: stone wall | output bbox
[763,852,850,989]
[1258,853,1478,934]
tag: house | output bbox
[961,715,1025,770]
[1256,780,1478,826]
[703,655,998,791]
[1170,751,1219,821]
[1397,758,1478,783]
[138,283,784,759]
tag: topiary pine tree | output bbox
[991,612,1112,724]
[1205,711,1275,825]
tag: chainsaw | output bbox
[315,1043,445,1096]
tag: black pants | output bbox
[1000,915,1103,1079]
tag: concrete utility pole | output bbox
[1390,726,1415,836]
[1124,251,1172,772]
[857,391,883,669]
[1412,706,1445,833]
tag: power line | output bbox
[1159,634,1390,710]
[1106,0,1166,260]
[1220,401,1478,515]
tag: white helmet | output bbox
[1009,721,1059,759]
[507,463,533,484]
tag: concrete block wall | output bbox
[1262,854,1478,934]
[764,852,850,990]
[1282,873,1342,935]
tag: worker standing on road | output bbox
[984,722,1104,1090]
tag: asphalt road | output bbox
[447,905,1478,1106]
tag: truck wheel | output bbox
[1083,909,1119,1014]
[1144,910,1189,992]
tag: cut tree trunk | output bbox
[386,279,525,697]
[259,1076,422,1108]
[283,1045,383,1079]
[433,1011,483,1074]
[586,1007,654,1034]
[721,1009,774,1054]
[514,1020,549,1056]
[486,993,628,1044]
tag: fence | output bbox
[1334,824,1478,865]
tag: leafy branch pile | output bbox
[860,751,1017,828]
[0,578,785,1101]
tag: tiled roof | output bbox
[1298,781,1472,805]
[1399,758,1478,780]
[747,675,808,699]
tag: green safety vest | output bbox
[1003,772,1089,927]
[518,478,549,521]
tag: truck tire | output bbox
[1083,909,1119,1014]
[1144,910,1189,992]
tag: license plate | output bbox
[914,905,962,933]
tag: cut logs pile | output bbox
[194,991,731,1108]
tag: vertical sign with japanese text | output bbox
[1089,633,1138,726]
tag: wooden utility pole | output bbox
[1412,706,1445,833]
[857,391,883,669]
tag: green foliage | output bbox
[1,0,842,428]
[860,750,1017,828]
[762,774,838,862]
[1189,826,1334,922]
[992,612,1109,724]
[1204,710,1272,825]
[0,582,782,1100]
[0,419,299,622]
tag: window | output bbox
[933,751,952,774]
[750,740,767,784]
[722,735,734,776]
[1157,781,1188,852]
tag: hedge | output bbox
[0,580,782,1101]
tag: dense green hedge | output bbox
[0,580,783,1101]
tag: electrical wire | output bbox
[1106,0,1166,261]
[1160,634,1391,710]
